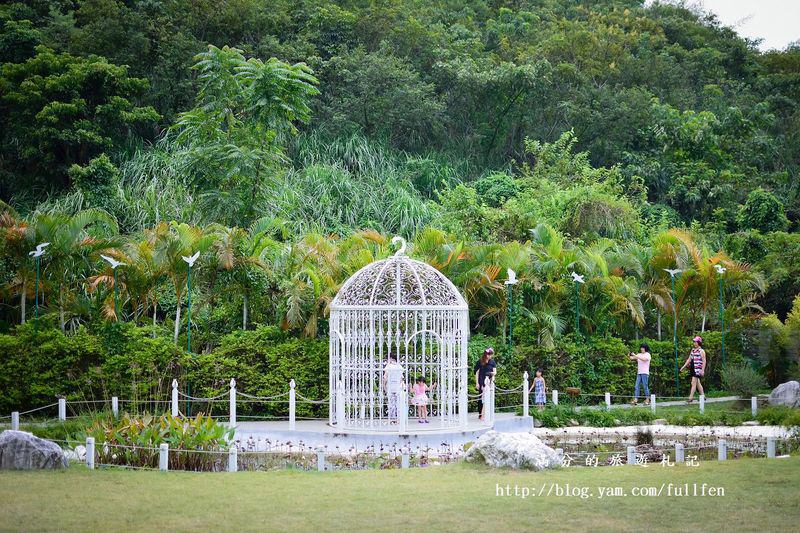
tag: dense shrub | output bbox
[756,407,800,427]
[721,365,769,397]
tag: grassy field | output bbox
[1,457,798,532]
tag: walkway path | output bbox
[574,395,740,411]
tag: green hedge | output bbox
[500,332,743,400]
[0,323,744,416]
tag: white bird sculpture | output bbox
[664,268,682,277]
[182,251,200,267]
[505,268,518,285]
[100,254,126,269]
[29,242,50,257]
[570,272,585,284]
[391,236,407,256]
[714,264,727,275]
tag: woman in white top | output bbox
[628,343,651,405]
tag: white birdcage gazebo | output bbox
[329,237,469,431]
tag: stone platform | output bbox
[233,412,533,449]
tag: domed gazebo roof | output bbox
[331,238,467,310]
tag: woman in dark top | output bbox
[475,347,497,420]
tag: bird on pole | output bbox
[664,268,683,396]
[101,255,126,320]
[505,268,518,353]
[29,243,50,327]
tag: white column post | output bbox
[675,443,684,463]
[459,371,468,429]
[398,383,408,433]
[335,381,345,427]
[482,377,490,423]
[316,446,326,472]
[58,398,66,421]
[699,394,705,414]
[627,445,636,466]
[650,394,656,414]
[229,378,237,428]
[289,379,296,431]
[171,379,179,417]
[751,396,757,418]
[86,437,95,470]
[228,446,238,472]
[159,443,169,471]
[11,411,19,431]
[401,450,410,469]
[767,437,775,458]
[111,397,119,417]
[522,371,530,418]
[718,439,727,461]
[552,389,558,406]
[604,392,611,410]
[490,381,496,424]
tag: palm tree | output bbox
[31,209,119,331]
[0,204,34,324]
[209,219,282,330]
[153,222,215,344]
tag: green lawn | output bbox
[2,457,798,532]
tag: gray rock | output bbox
[741,420,760,426]
[465,430,562,470]
[613,419,622,426]
[533,418,543,428]
[652,419,668,425]
[768,381,800,408]
[569,419,580,427]
[0,430,68,470]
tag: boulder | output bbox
[768,381,800,408]
[465,430,562,470]
[0,431,68,470]
[741,421,760,426]
[652,419,668,425]
[569,419,580,427]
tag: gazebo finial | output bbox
[391,235,407,256]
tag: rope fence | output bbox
[0,371,789,435]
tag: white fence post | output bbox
[767,437,775,458]
[228,446,238,472]
[86,437,95,470]
[289,379,296,431]
[58,398,66,421]
[229,378,237,428]
[111,397,118,417]
[627,445,636,466]
[171,379,179,417]
[159,443,169,471]
[11,411,19,431]
[675,443,684,463]
[316,446,326,472]
[552,389,558,406]
[751,396,757,418]
[398,383,408,433]
[650,394,656,414]
[718,439,727,461]
[604,392,611,410]
[522,371,530,418]
[336,381,345,427]
[401,450,410,469]
[699,394,705,414]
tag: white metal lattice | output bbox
[329,238,469,431]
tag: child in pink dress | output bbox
[412,377,434,423]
